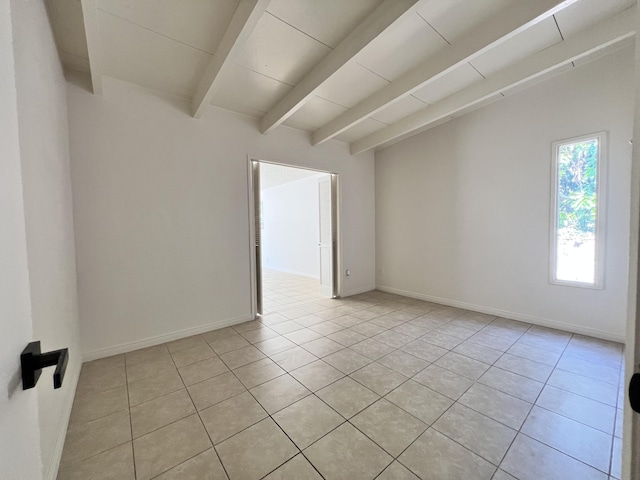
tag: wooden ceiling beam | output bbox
[80,0,103,95]
[192,0,270,118]
[312,0,578,146]
[350,6,636,154]
[259,0,419,134]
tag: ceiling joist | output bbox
[312,0,578,146]
[80,0,103,95]
[350,6,636,155]
[191,0,270,118]
[259,0,419,135]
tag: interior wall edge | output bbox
[81,314,254,362]
[376,284,626,344]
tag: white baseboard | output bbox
[376,285,625,343]
[263,266,320,280]
[82,314,255,362]
[45,363,81,480]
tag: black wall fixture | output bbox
[21,341,68,390]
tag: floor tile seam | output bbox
[124,347,171,369]
[124,353,138,480]
[204,336,245,352]
[428,418,514,468]
[200,402,268,447]
[479,321,529,341]
[487,360,553,384]
[254,388,314,417]
[554,364,620,386]
[187,361,247,480]
[144,443,212,480]
[147,345,212,471]
[67,406,131,430]
[539,380,620,409]
[474,375,542,404]
[445,345,502,368]
[379,377,456,426]
[165,334,209,354]
[454,390,533,432]
[516,336,570,354]
[180,362,232,388]
[144,447,219,480]
[495,334,577,475]
[498,345,563,367]
[295,451,328,480]
[74,382,129,398]
[267,286,620,476]
[559,350,624,372]
[344,404,429,460]
[560,349,624,368]
[59,439,135,472]
[130,406,200,442]
[170,352,220,370]
[430,355,490,383]
[536,346,621,475]
[481,334,574,434]
[347,364,408,397]
[69,381,130,408]
[289,357,349,390]
[238,383,310,474]
[78,361,126,379]
[514,430,613,475]
[393,424,499,480]
[280,408,347,452]
[125,362,183,384]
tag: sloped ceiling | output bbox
[47,0,636,153]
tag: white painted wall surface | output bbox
[0,0,43,477]
[11,0,82,477]
[262,174,327,279]
[375,47,634,342]
[65,73,375,359]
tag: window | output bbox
[550,132,606,288]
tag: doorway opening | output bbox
[248,160,339,316]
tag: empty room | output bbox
[2,0,640,479]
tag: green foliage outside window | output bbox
[557,139,598,241]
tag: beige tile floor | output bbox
[58,270,625,480]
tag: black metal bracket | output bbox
[21,341,69,390]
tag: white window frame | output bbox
[549,131,607,289]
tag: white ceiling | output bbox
[46,0,636,153]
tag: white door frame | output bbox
[622,9,640,479]
[247,157,341,319]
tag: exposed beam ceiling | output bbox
[80,0,102,95]
[312,0,579,146]
[350,5,636,155]
[259,0,419,134]
[191,0,270,118]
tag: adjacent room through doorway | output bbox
[249,161,339,316]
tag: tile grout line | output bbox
[123,354,139,480]
[166,343,232,480]
[67,274,624,480]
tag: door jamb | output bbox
[247,157,341,318]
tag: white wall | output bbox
[375,47,634,342]
[65,73,375,359]
[0,0,43,477]
[262,173,326,278]
[2,1,82,479]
